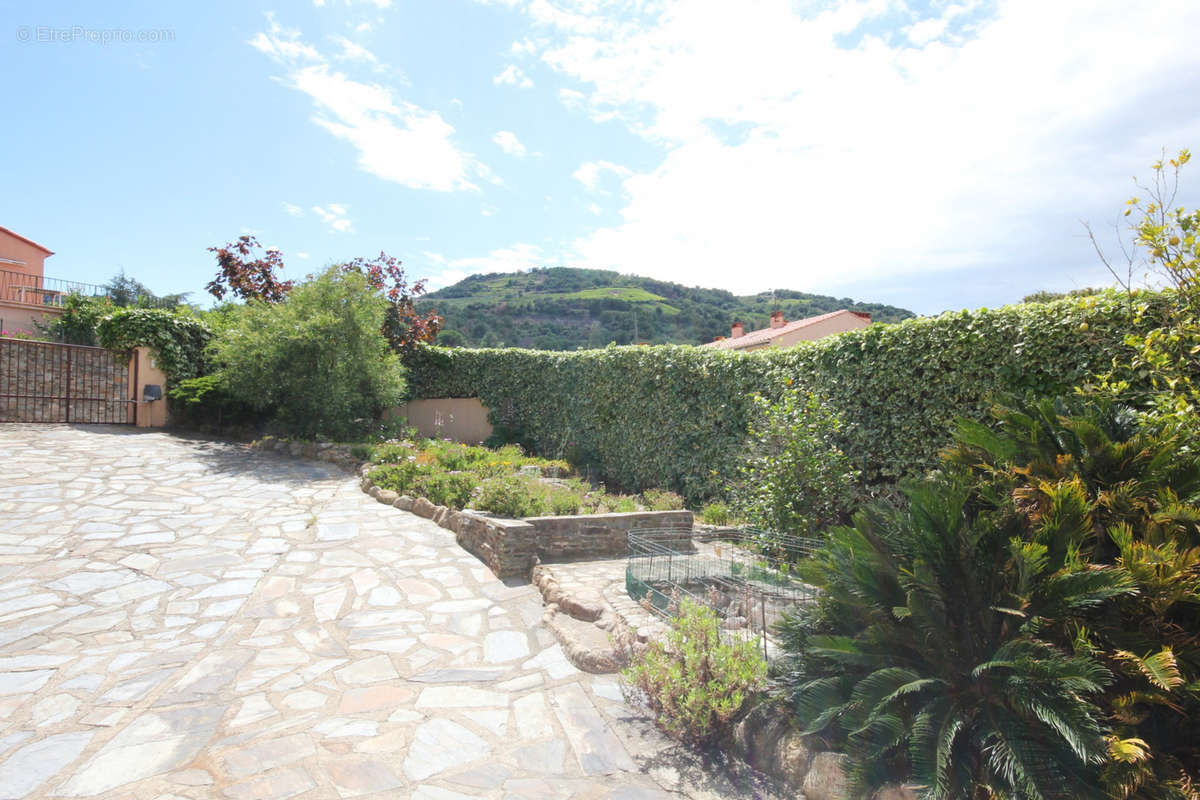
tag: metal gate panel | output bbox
[0,338,134,424]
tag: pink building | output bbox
[700,309,871,351]
[0,225,62,335]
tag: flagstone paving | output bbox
[0,425,782,800]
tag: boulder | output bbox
[393,495,414,511]
[802,752,848,800]
[412,497,436,518]
[376,489,399,505]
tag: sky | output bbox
[2,0,1199,316]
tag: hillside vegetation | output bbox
[418,267,915,349]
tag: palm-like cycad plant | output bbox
[943,395,1200,797]
[782,473,1135,799]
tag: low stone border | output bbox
[251,436,363,472]
[358,465,693,579]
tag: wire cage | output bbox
[625,527,821,658]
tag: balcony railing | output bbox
[0,268,176,309]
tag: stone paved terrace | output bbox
[0,425,783,800]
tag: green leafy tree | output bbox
[1089,149,1200,420]
[37,293,114,345]
[730,391,860,536]
[208,267,404,439]
[104,269,188,308]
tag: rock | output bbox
[726,701,817,789]
[543,609,623,673]
[802,752,848,800]
[442,511,461,532]
[722,616,747,629]
[412,498,436,518]
[873,785,919,800]
[431,506,449,525]
[558,589,606,623]
[393,496,414,512]
[772,731,815,788]
[376,490,399,506]
[368,486,382,500]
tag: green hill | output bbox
[418,267,916,350]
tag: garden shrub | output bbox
[730,391,860,536]
[405,291,1168,500]
[622,598,767,746]
[641,488,686,511]
[546,488,582,516]
[780,395,1200,799]
[698,501,733,526]
[945,395,1200,797]
[37,293,114,346]
[209,267,404,440]
[168,373,261,431]
[369,461,429,495]
[475,475,545,517]
[412,471,475,509]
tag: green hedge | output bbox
[405,291,1164,500]
[95,308,211,384]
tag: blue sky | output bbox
[2,0,1199,316]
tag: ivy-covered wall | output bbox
[406,292,1161,500]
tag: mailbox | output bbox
[142,384,163,402]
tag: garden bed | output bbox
[354,438,694,578]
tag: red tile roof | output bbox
[0,226,53,255]
[700,309,868,350]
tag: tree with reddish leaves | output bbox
[336,252,441,352]
[206,236,295,303]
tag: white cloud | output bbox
[588,202,601,215]
[248,14,324,63]
[493,130,527,157]
[449,243,544,273]
[312,204,354,233]
[558,87,585,110]
[251,18,490,192]
[493,0,1200,307]
[420,244,545,289]
[282,202,304,217]
[332,35,378,63]
[296,252,311,259]
[511,37,538,55]
[572,160,630,191]
[493,64,534,88]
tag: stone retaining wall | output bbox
[526,510,692,562]
[357,465,694,578]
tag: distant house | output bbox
[0,225,58,335]
[700,309,871,351]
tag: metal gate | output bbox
[0,338,135,424]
